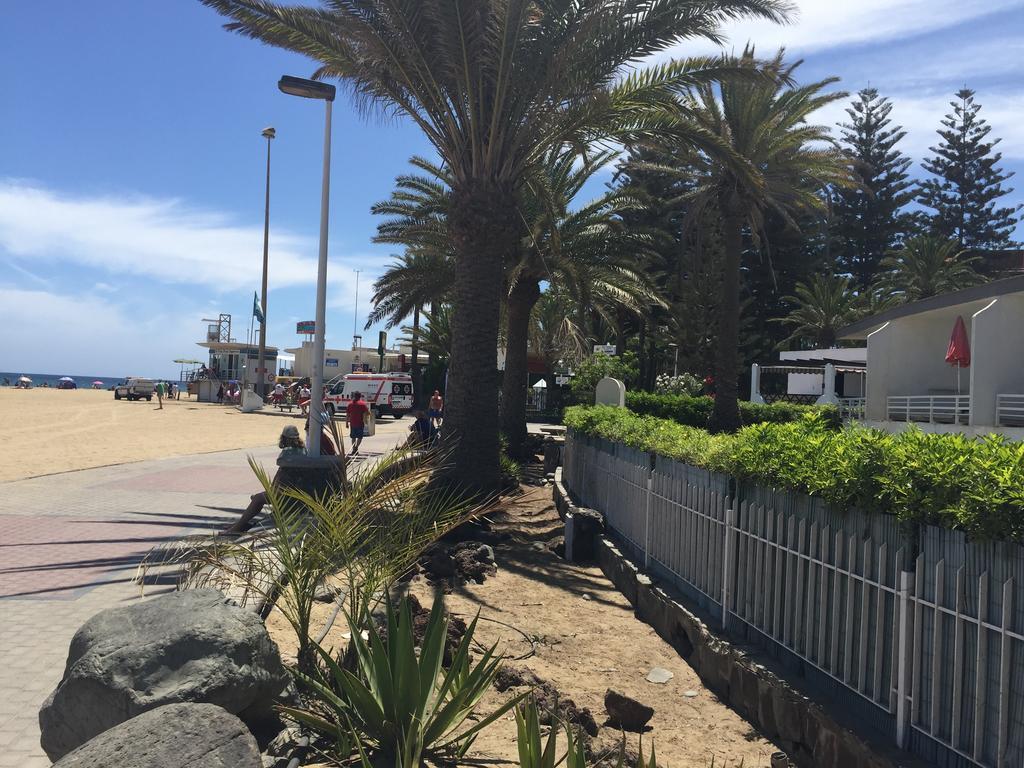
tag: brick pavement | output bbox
[0,419,406,766]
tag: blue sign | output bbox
[325,358,339,367]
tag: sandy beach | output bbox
[0,388,292,483]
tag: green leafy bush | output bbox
[625,391,839,430]
[569,352,639,399]
[565,405,1024,541]
[285,594,524,767]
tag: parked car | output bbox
[114,377,155,401]
[324,372,414,419]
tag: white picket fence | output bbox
[564,432,1024,768]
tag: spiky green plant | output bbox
[514,697,588,768]
[284,594,525,767]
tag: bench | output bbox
[275,402,298,413]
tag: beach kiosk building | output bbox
[837,275,1024,437]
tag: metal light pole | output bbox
[256,126,275,399]
[668,342,679,377]
[352,269,361,349]
[279,75,336,455]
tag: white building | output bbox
[838,275,1024,437]
[285,341,426,380]
[750,347,866,413]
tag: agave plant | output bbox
[514,696,588,768]
[284,594,526,767]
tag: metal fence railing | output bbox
[995,394,1024,427]
[838,396,866,421]
[564,431,1024,768]
[887,395,971,425]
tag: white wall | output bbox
[970,296,1024,426]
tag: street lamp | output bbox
[667,342,679,377]
[279,75,336,455]
[256,125,275,399]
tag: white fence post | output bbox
[643,465,653,569]
[722,502,735,629]
[896,569,913,749]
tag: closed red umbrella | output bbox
[945,315,970,393]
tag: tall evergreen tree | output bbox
[918,89,1021,249]
[832,88,916,288]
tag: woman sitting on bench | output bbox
[225,422,337,534]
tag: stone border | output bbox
[552,470,924,768]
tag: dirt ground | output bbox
[266,486,779,767]
[0,388,298,482]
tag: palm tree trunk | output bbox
[410,304,422,408]
[500,277,541,459]
[443,180,519,493]
[709,198,743,433]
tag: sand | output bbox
[0,388,294,483]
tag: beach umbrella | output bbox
[17,376,31,383]
[92,380,103,385]
[945,315,971,394]
[59,376,74,382]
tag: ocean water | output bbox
[0,372,124,389]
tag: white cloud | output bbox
[0,180,321,292]
[672,0,1023,56]
[0,286,200,378]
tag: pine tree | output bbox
[832,88,916,288]
[918,89,1021,249]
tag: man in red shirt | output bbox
[345,391,370,455]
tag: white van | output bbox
[324,372,414,419]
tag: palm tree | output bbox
[407,303,453,364]
[645,48,857,430]
[874,235,983,302]
[202,0,789,490]
[777,274,859,348]
[500,152,661,454]
[365,250,452,406]
[374,153,660,455]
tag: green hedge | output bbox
[564,405,1024,541]
[624,391,840,430]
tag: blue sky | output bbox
[1,1,1022,378]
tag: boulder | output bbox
[52,703,261,768]
[40,589,288,761]
[603,689,654,732]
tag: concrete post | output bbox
[816,363,839,405]
[750,363,766,404]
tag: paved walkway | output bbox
[0,421,406,767]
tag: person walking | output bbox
[155,380,165,409]
[428,389,444,428]
[345,391,370,455]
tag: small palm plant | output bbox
[284,594,526,767]
[140,446,483,675]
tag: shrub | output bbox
[569,352,639,400]
[565,405,1024,541]
[285,594,524,767]
[624,391,839,430]
[654,372,704,397]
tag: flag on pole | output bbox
[253,292,265,324]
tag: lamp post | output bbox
[279,75,336,455]
[256,126,275,399]
[668,342,679,377]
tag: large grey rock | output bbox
[52,703,261,768]
[40,589,288,761]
